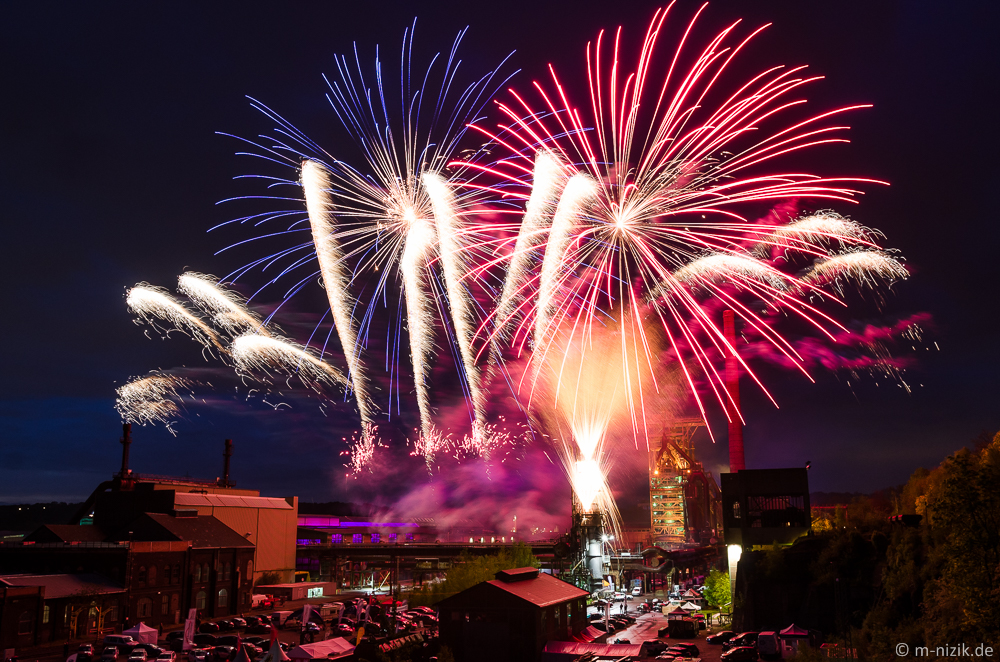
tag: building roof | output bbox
[109,513,254,549]
[0,573,124,599]
[174,493,293,510]
[485,569,589,608]
[23,525,107,543]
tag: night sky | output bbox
[2,1,998,517]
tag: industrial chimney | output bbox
[220,439,234,488]
[724,310,745,472]
[119,423,132,478]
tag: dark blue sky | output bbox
[2,1,998,509]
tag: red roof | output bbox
[486,571,589,608]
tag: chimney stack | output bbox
[221,439,233,488]
[120,423,132,477]
[724,310,745,472]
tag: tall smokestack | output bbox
[221,439,233,488]
[120,423,132,477]
[724,310,745,472]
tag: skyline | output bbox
[2,0,999,508]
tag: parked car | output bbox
[198,622,220,634]
[79,645,96,656]
[215,637,239,649]
[631,587,641,597]
[104,636,137,650]
[230,618,246,629]
[127,651,147,662]
[216,621,234,632]
[211,646,234,662]
[242,638,266,649]
[334,623,354,637]
[667,644,700,657]
[707,630,737,645]
[304,622,321,634]
[723,633,760,652]
[192,635,218,648]
[100,649,119,662]
[246,622,272,636]
[155,654,177,662]
[132,645,162,659]
[187,650,211,662]
[721,646,760,662]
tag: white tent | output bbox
[681,602,701,611]
[258,639,290,662]
[287,639,354,661]
[123,623,158,645]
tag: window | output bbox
[331,534,343,544]
[405,533,414,542]
[352,534,363,544]
[106,605,119,623]
[371,533,380,544]
[161,594,170,615]
[171,594,179,616]
[203,564,211,581]
[247,561,253,581]
[196,591,207,610]
[18,611,33,635]
[224,562,231,581]
[137,566,147,586]
[388,533,397,543]
[217,589,228,608]
[64,605,71,626]
[147,565,157,586]
[194,564,202,583]
[137,598,152,619]
[43,605,50,624]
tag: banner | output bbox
[301,604,312,631]
[182,608,197,650]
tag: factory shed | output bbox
[437,567,589,662]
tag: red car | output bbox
[721,646,759,662]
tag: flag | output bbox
[182,609,197,651]
[301,604,312,632]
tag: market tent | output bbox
[681,602,701,611]
[666,606,688,620]
[287,639,354,661]
[260,639,290,662]
[682,588,701,598]
[780,624,810,638]
[123,623,158,645]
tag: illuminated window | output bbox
[331,534,343,544]
[352,534,363,544]
[43,605,50,624]
[218,589,228,608]
[388,533,397,542]
[196,591,207,610]
[406,534,414,542]
[371,534,380,544]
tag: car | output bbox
[132,646,163,659]
[241,638,265,649]
[231,618,247,629]
[155,654,176,662]
[80,645,96,655]
[104,637,137,650]
[187,650,211,662]
[128,652,147,662]
[667,644,700,657]
[707,630,737,645]
[721,646,760,662]
[166,632,185,643]
[637,603,651,613]
[244,616,262,628]
[100,649,119,662]
[242,645,261,659]
[723,633,760,652]
[192,635,217,648]
[631,587,641,597]
[211,646,234,662]
[216,621,234,632]
[613,592,626,602]
[215,637,240,649]
[304,622,321,634]
[198,622,220,634]
[334,623,354,637]
[246,622,272,636]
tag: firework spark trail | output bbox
[493,151,566,346]
[177,272,268,336]
[400,213,438,439]
[803,250,908,290]
[423,172,490,439]
[302,159,375,428]
[231,333,348,389]
[127,285,225,353]
[341,423,381,476]
[535,174,598,352]
[757,211,879,255]
[115,373,194,433]
[672,253,791,290]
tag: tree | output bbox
[408,543,540,606]
[703,569,730,608]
